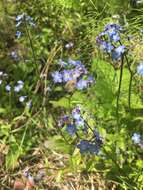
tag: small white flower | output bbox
[19,96,27,102]
[132,133,141,144]
[0,71,3,76]
[17,80,24,85]
[5,85,11,92]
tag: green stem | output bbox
[116,55,124,120]
[24,20,39,75]
[124,54,133,109]
[128,73,133,109]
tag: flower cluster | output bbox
[58,106,103,154]
[0,75,31,106]
[15,13,35,38]
[65,42,74,49]
[51,59,94,90]
[16,13,35,27]
[10,51,19,60]
[96,23,126,61]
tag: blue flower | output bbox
[68,59,82,66]
[77,140,100,154]
[88,143,100,154]
[25,16,35,26]
[16,13,25,22]
[11,51,18,60]
[87,76,95,84]
[16,31,22,38]
[107,29,120,42]
[72,68,82,79]
[14,81,24,92]
[5,85,11,92]
[16,13,24,27]
[112,45,126,60]
[132,133,141,144]
[75,118,84,126]
[19,96,27,102]
[77,140,90,154]
[76,79,88,90]
[100,42,114,53]
[104,23,122,31]
[137,63,143,75]
[16,14,35,27]
[51,71,62,83]
[58,115,69,127]
[75,64,87,74]
[62,70,73,82]
[66,124,77,136]
[72,107,81,120]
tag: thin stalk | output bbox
[116,55,124,120]
[128,73,133,109]
[24,20,39,75]
[124,54,133,109]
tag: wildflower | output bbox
[88,143,100,154]
[17,80,24,85]
[51,71,62,83]
[75,118,84,126]
[26,16,35,26]
[65,42,74,49]
[137,63,143,75]
[16,13,35,27]
[16,31,22,38]
[100,41,114,53]
[87,76,95,84]
[112,15,120,19]
[16,13,24,27]
[76,64,87,74]
[132,133,141,144]
[14,80,24,92]
[72,68,82,79]
[72,107,81,120]
[104,23,122,31]
[58,115,70,127]
[107,29,120,42]
[76,79,88,90]
[0,71,3,76]
[77,140,100,154]
[11,51,18,60]
[5,85,11,92]
[19,96,27,102]
[77,140,90,154]
[112,45,126,60]
[66,124,77,136]
[62,70,73,82]
[68,59,82,66]
[16,13,24,22]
